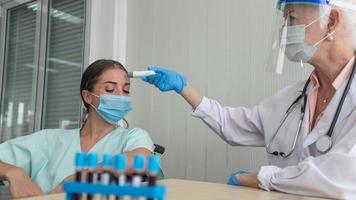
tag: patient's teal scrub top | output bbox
[0,127,154,193]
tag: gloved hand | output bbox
[141,66,187,94]
[227,168,250,186]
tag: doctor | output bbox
[141,0,356,199]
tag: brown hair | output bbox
[80,59,127,111]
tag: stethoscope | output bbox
[266,56,356,158]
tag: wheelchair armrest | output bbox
[0,182,11,200]
[153,144,165,155]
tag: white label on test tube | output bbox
[132,176,142,187]
[93,174,98,184]
[131,175,141,200]
[100,173,110,185]
[118,175,126,186]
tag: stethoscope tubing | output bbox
[267,54,356,157]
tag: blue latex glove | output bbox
[141,66,187,94]
[227,168,250,186]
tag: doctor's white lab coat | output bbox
[192,77,356,199]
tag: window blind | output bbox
[42,0,85,129]
[0,1,37,141]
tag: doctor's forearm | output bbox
[181,84,203,109]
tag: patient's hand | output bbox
[49,174,76,194]
[5,166,43,198]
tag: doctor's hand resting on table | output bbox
[0,60,154,198]
[142,0,356,199]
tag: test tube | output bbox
[132,155,145,200]
[114,154,127,200]
[87,153,99,200]
[147,155,160,200]
[74,152,86,200]
[101,154,114,200]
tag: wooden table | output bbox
[21,179,327,200]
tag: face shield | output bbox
[268,0,356,74]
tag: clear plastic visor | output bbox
[267,3,332,74]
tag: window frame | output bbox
[0,0,42,135]
[0,0,90,138]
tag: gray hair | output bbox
[333,0,356,49]
[342,8,356,49]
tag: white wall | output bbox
[90,0,312,183]
[88,0,127,65]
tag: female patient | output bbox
[0,59,154,198]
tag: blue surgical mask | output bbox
[90,93,132,125]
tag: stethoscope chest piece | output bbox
[267,53,356,158]
[316,135,332,153]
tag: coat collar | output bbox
[303,72,356,148]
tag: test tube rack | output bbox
[64,181,166,200]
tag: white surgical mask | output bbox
[280,15,335,63]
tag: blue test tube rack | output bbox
[64,181,166,200]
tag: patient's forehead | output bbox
[96,68,129,86]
